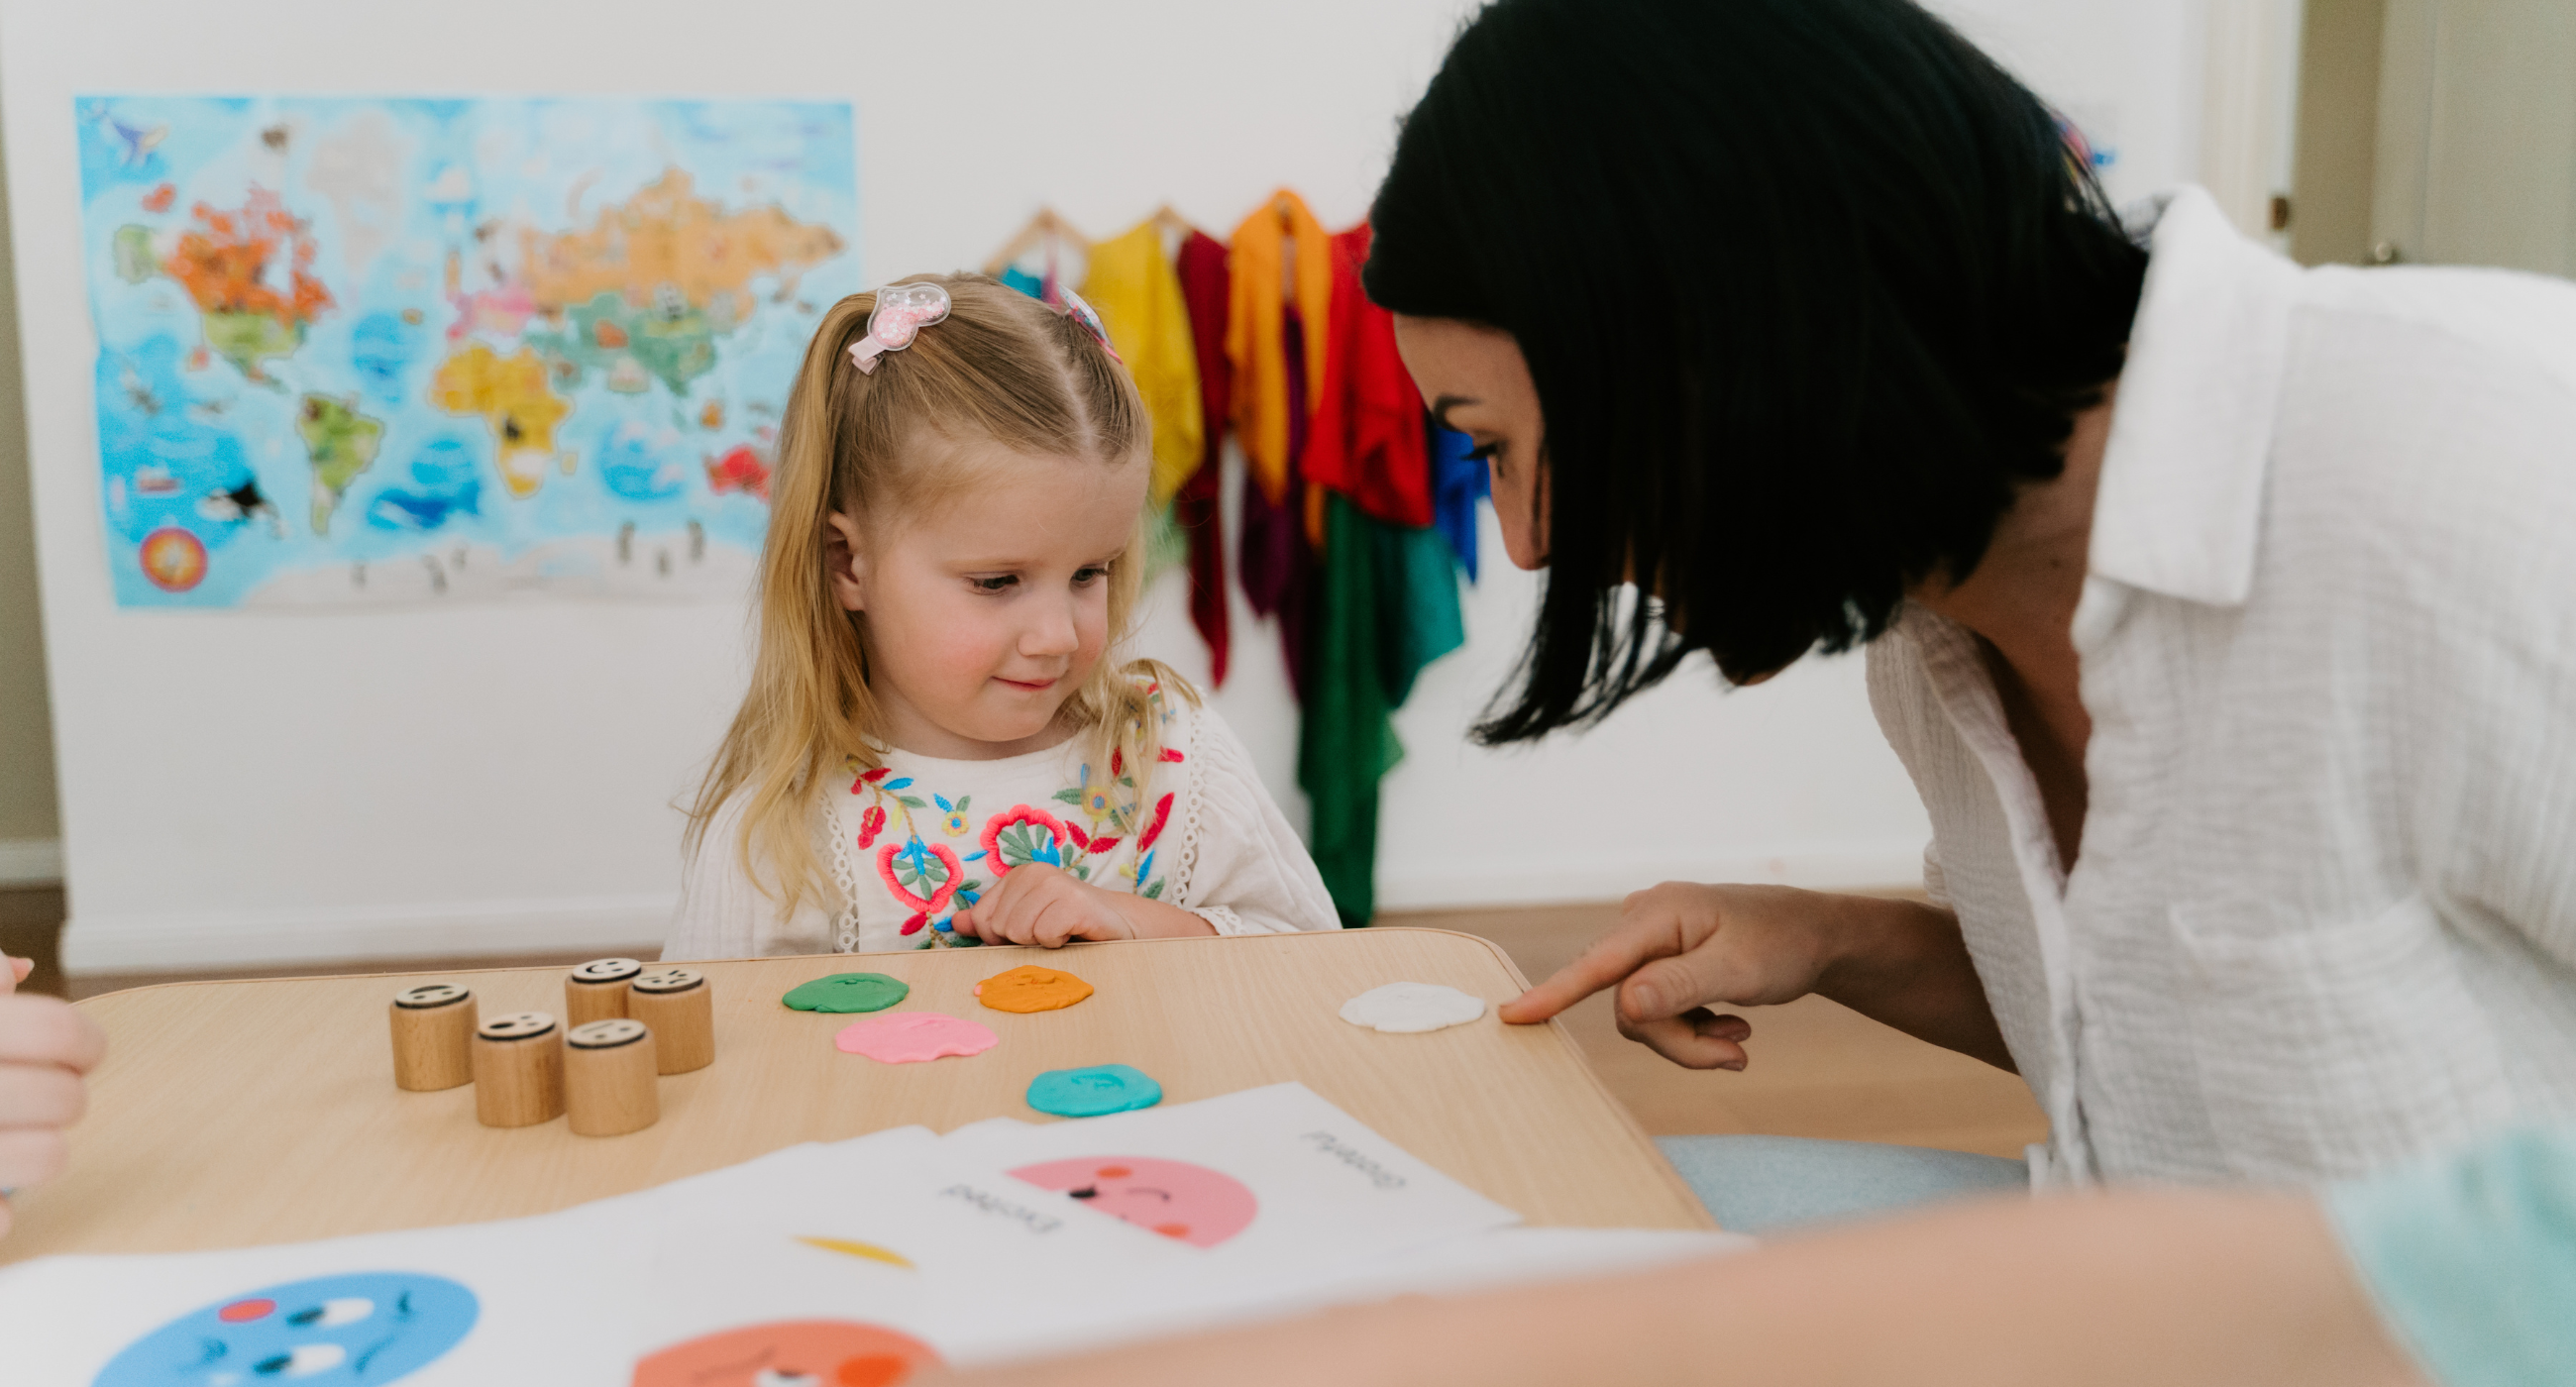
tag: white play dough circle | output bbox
[1340,982,1488,1033]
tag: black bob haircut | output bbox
[1366,0,2147,744]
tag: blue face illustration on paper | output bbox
[95,1271,478,1385]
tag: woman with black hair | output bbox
[1359,0,2576,1230]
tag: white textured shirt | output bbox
[1869,186,2576,1186]
[665,692,1341,960]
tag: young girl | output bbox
[664,274,1339,958]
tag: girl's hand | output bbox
[0,956,108,1237]
[950,865,1137,948]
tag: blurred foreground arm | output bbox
[931,1187,2424,1387]
[0,956,109,1237]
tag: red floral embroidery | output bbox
[856,804,887,848]
[1066,822,1092,851]
[857,766,893,789]
[877,839,964,915]
[979,804,1067,876]
[1087,836,1123,854]
[1111,748,1124,777]
[1158,748,1185,763]
[1138,793,1175,852]
[901,911,929,935]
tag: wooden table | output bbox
[8,928,1710,1262]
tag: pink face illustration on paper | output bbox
[632,1319,940,1387]
[1007,1156,1258,1248]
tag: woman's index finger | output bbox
[1497,924,1681,1024]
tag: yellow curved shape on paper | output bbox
[796,1236,914,1269]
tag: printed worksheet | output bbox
[943,1084,1521,1290]
[630,1125,1196,1376]
[0,1199,647,1386]
[0,1091,1701,1383]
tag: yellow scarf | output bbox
[1079,221,1204,505]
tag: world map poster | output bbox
[73,97,860,606]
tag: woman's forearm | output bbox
[1499,885,2010,1072]
[930,1190,2422,1387]
[1811,895,2015,1070]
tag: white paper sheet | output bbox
[0,1087,1699,1383]
[945,1083,1521,1266]
[0,1200,648,1386]
[631,1125,1196,1370]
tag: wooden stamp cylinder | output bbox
[564,958,643,1028]
[628,967,713,1075]
[388,983,477,1092]
[472,1012,565,1128]
[564,1018,660,1137]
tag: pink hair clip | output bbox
[850,282,952,374]
[1055,285,1123,365]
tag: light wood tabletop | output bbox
[9,927,1711,1263]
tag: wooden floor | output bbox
[0,888,2047,1158]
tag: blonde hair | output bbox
[692,272,1196,916]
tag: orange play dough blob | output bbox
[974,964,1096,1014]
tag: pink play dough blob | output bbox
[1009,1155,1260,1248]
[834,1012,1000,1063]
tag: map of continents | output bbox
[76,97,859,606]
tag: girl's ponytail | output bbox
[685,292,880,913]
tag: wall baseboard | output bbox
[0,838,63,887]
[63,893,675,974]
[1374,846,1926,912]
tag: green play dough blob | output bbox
[783,972,911,1014]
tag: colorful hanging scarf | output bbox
[1225,190,1334,506]
[1080,222,1203,506]
[1174,231,1234,686]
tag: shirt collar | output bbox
[2088,185,2305,607]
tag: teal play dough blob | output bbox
[1025,1063,1164,1118]
[783,972,911,1014]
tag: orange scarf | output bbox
[1225,190,1335,505]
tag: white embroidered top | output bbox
[663,689,1341,959]
[1869,187,2576,1189]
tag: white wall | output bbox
[1938,0,2209,209]
[2,0,2211,972]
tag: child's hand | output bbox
[950,865,1137,948]
[0,955,107,1237]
